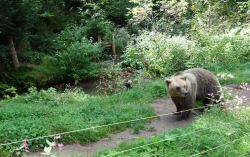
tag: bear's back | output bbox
[184,68,221,101]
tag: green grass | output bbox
[209,62,250,84]
[0,79,166,156]
[95,107,250,157]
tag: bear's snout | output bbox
[184,91,189,96]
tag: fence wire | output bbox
[0,105,220,147]
[0,103,249,157]
[105,118,250,157]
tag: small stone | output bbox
[102,138,110,141]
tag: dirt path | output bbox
[28,84,250,157]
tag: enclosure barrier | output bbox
[0,103,249,156]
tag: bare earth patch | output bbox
[28,84,250,157]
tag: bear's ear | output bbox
[174,71,183,76]
[165,79,171,86]
[180,76,187,81]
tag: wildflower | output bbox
[226,100,231,105]
[55,135,61,139]
[220,74,225,78]
[207,93,214,98]
[23,139,29,150]
[233,106,239,110]
[58,143,64,151]
[227,74,234,78]
[240,96,248,103]
[52,141,56,147]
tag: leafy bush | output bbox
[19,51,42,64]
[121,28,250,76]
[121,31,196,76]
[24,85,89,106]
[54,27,104,80]
[84,17,113,42]
[25,86,57,105]
[114,28,131,55]
[0,83,17,99]
[186,27,250,69]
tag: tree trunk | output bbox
[6,34,20,68]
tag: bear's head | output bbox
[165,76,191,97]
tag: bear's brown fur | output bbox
[165,68,222,120]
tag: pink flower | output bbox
[23,139,29,150]
[220,74,225,78]
[58,143,64,150]
[207,93,214,98]
[55,135,61,139]
[240,96,248,103]
[52,141,57,147]
[226,100,231,105]
[234,106,239,110]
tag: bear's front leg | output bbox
[177,110,191,120]
[171,97,182,115]
[177,98,194,120]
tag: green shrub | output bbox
[84,18,113,42]
[121,28,250,77]
[121,31,196,76]
[0,83,17,99]
[19,51,42,64]
[25,86,57,105]
[186,28,250,69]
[114,28,131,55]
[54,27,104,80]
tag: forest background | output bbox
[0,0,249,96]
[0,0,250,156]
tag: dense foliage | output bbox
[54,27,103,80]
[0,0,250,92]
[121,31,196,75]
[121,28,250,76]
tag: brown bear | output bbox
[165,68,222,120]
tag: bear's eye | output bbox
[176,87,180,90]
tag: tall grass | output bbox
[0,79,166,156]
